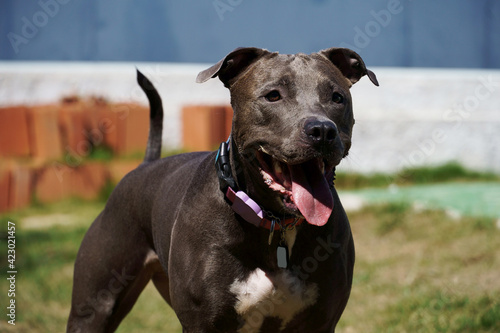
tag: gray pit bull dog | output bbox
[67,47,378,332]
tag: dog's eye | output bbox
[265,90,281,102]
[332,92,344,104]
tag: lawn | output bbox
[1,170,499,332]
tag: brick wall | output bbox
[0,100,233,213]
[0,98,149,212]
[182,105,232,151]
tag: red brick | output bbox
[82,97,103,131]
[82,101,148,157]
[0,163,11,212]
[210,106,228,146]
[58,100,88,159]
[120,103,149,156]
[35,162,73,203]
[108,160,141,184]
[9,163,33,210]
[0,106,31,157]
[35,161,111,203]
[0,161,34,212]
[27,105,63,161]
[224,105,233,139]
[84,99,116,152]
[98,104,127,154]
[182,105,228,151]
[71,162,109,200]
[182,105,210,151]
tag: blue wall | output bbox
[1,0,499,68]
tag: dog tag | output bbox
[277,245,289,269]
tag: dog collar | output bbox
[215,139,304,231]
[224,186,303,230]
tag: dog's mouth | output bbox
[255,148,335,226]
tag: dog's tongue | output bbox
[289,160,333,226]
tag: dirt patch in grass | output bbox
[21,214,76,230]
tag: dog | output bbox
[67,47,378,333]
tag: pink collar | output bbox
[216,139,304,233]
[225,187,304,231]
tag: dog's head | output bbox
[198,47,378,226]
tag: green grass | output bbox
[87,145,114,161]
[1,196,498,332]
[336,162,500,189]
[397,162,499,184]
[0,200,103,332]
[62,144,188,166]
[382,292,500,333]
[0,199,180,332]
[340,204,500,332]
[370,201,412,235]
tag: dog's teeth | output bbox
[273,160,282,174]
[265,179,272,185]
[260,146,271,155]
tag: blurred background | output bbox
[0,1,499,332]
[2,0,500,66]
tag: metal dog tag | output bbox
[277,245,289,269]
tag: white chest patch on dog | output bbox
[230,268,318,332]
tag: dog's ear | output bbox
[320,48,379,86]
[197,47,270,87]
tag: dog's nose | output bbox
[304,119,338,147]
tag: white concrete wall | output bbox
[347,67,500,173]
[1,62,499,173]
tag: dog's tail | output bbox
[137,69,163,163]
